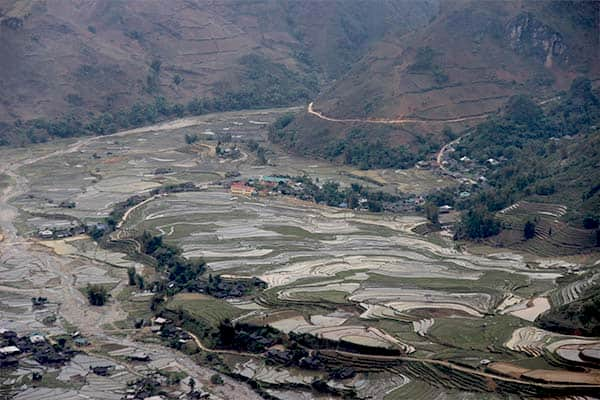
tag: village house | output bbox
[0,345,20,356]
[439,205,453,213]
[416,160,432,169]
[38,229,53,239]
[37,220,85,239]
[259,175,289,185]
[30,334,46,344]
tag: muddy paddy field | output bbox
[1,107,599,399]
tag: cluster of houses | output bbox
[151,317,192,346]
[36,221,110,240]
[216,143,241,159]
[228,175,429,213]
[229,175,291,197]
[37,220,86,240]
[0,329,78,368]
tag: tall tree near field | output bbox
[524,220,536,240]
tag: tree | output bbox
[173,74,183,86]
[425,202,439,224]
[442,125,456,141]
[87,284,108,306]
[256,147,267,165]
[524,220,536,240]
[409,47,435,71]
[505,95,544,127]
[583,215,599,229]
[127,267,136,286]
[150,59,162,74]
[218,319,236,346]
[135,274,145,290]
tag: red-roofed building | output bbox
[230,182,256,196]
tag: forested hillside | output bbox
[454,78,600,223]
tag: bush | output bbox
[210,374,224,385]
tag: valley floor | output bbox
[0,108,598,399]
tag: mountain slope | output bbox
[0,0,438,144]
[316,0,598,121]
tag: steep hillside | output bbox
[0,0,438,145]
[454,80,600,216]
[440,78,600,255]
[317,0,598,120]
[276,0,599,162]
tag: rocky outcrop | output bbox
[506,13,567,67]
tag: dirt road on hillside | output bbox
[307,102,490,125]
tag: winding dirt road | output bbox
[307,102,490,125]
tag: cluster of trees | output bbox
[455,78,599,173]
[454,207,501,240]
[246,139,267,165]
[86,284,109,306]
[340,139,417,170]
[200,274,266,298]
[89,183,199,241]
[106,194,147,231]
[218,321,281,353]
[137,231,266,299]
[127,267,145,289]
[138,232,206,287]
[145,60,162,94]
[269,121,434,170]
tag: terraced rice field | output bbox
[120,188,593,367]
[496,201,597,256]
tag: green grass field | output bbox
[166,293,244,327]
